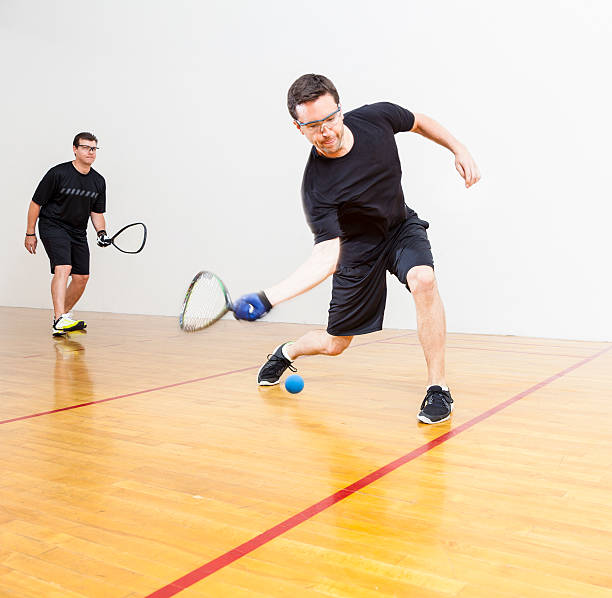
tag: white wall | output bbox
[1,0,611,341]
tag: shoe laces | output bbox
[421,387,452,410]
[264,353,297,376]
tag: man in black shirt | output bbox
[25,132,111,335]
[233,74,481,424]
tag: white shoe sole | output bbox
[417,403,454,424]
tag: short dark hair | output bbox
[73,132,98,147]
[287,74,340,120]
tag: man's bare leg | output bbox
[51,265,72,319]
[407,265,447,388]
[286,330,353,360]
[64,274,89,313]
[258,331,353,385]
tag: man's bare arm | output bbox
[411,113,481,188]
[90,211,107,233]
[24,201,40,254]
[264,237,340,306]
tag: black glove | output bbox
[97,230,112,247]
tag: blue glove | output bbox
[233,291,272,321]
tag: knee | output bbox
[406,266,436,294]
[325,335,353,356]
[72,274,90,287]
[54,265,72,279]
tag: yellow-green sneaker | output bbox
[66,312,87,330]
[52,314,84,336]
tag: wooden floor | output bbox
[1,306,611,598]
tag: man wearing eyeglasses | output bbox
[24,132,111,336]
[233,74,481,425]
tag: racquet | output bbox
[108,222,147,254]
[179,271,234,331]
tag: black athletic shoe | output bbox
[257,343,296,386]
[417,386,454,424]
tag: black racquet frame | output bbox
[108,222,148,254]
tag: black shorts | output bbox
[38,219,90,275]
[327,215,434,337]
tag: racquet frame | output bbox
[109,222,148,254]
[179,271,234,331]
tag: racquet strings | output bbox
[180,272,230,331]
[112,223,147,253]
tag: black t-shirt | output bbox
[301,102,416,266]
[32,161,106,233]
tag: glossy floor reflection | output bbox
[1,307,611,597]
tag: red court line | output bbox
[0,366,258,426]
[380,340,591,359]
[447,337,608,351]
[145,344,612,598]
[0,332,414,426]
